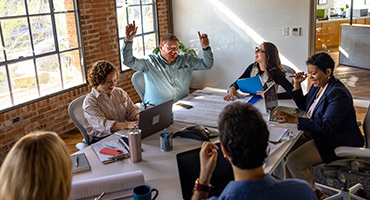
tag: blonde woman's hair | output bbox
[0,131,72,200]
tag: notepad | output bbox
[236,76,263,94]
[268,126,288,143]
[91,139,130,164]
[72,153,91,173]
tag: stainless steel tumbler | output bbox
[129,129,142,163]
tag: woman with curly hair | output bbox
[83,60,140,141]
[224,42,293,101]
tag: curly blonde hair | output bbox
[88,60,118,88]
[0,131,72,200]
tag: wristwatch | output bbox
[194,178,212,192]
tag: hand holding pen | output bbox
[291,72,307,90]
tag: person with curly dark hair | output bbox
[274,52,364,199]
[83,60,140,140]
[224,42,293,101]
[191,102,316,200]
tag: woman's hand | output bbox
[223,87,240,101]
[293,72,307,90]
[111,121,139,132]
[257,90,264,98]
[273,111,299,124]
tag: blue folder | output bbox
[236,76,263,94]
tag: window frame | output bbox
[115,0,159,72]
[0,0,86,113]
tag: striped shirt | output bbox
[83,87,140,137]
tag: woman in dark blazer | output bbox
[275,52,364,200]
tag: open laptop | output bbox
[264,83,305,122]
[176,143,234,200]
[138,99,173,139]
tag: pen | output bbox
[118,138,130,153]
[94,192,105,200]
[164,128,167,138]
[75,155,79,167]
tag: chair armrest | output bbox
[335,146,370,158]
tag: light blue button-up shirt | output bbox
[122,42,214,105]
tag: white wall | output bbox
[173,0,311,91]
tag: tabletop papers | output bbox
[173,88,255,127]
[70,170,144,200]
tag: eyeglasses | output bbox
[255,47,265,53]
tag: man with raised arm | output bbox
[122,21,214,106]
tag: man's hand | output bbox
[198,31,210,49]
[199,142,219,185]
[125,21,138,43]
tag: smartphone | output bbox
[176,103,193,109]
[99,147,123,156]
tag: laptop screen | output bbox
[176,143,234,200]
[264,83,278,113]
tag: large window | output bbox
[116,0,159,71]
[0,0,85,111]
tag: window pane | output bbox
[30,16,55,55]
[142,0,153,4]
[127,0,140,4]
[27,0,50,15]
[117,7,128,38]
[142,5,154,33]
[2,18,33,60]
[36,54,62,96]
[61,50,83,88]
[144,33,156,53]
[128,6,142,34]
[0,0,26,17]
[56,13,78,51]
[132,37,144,57]
[9,60,38,105]
[53,0,74,12]
[0,66,11,109]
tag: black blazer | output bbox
[292,77,364,163]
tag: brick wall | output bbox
[0,0,169,162]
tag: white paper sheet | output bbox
[70,170,144,200]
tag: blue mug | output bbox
[133,185,158,200]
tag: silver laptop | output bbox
[264,83,305,121]
[138,99,173,139]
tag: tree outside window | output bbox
[0,0,85,111]
[116,0,159,71]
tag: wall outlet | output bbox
[282,27,289,36]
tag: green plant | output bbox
[340,7,345,11]
[346,4,349,9]
[152,42,198,57]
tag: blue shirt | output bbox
[208,174,316,200]
[122,42,214,105]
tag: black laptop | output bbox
[176,143,234,200]
[138,99,173,139]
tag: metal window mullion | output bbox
[153,0,159,47]
[4,64,14,106]
[139,1,145,55]
[74,0,86,83]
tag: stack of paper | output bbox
[70,170,144,200]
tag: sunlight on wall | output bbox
[209,0,300,73]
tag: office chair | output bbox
[316,104,370,200]
[68,94,91,150]
[281,64,296,84]
[132,71,145,102]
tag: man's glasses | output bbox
[255,47,265,53]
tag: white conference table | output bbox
[72,94,302,200]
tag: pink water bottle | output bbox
[129,129,142,163]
